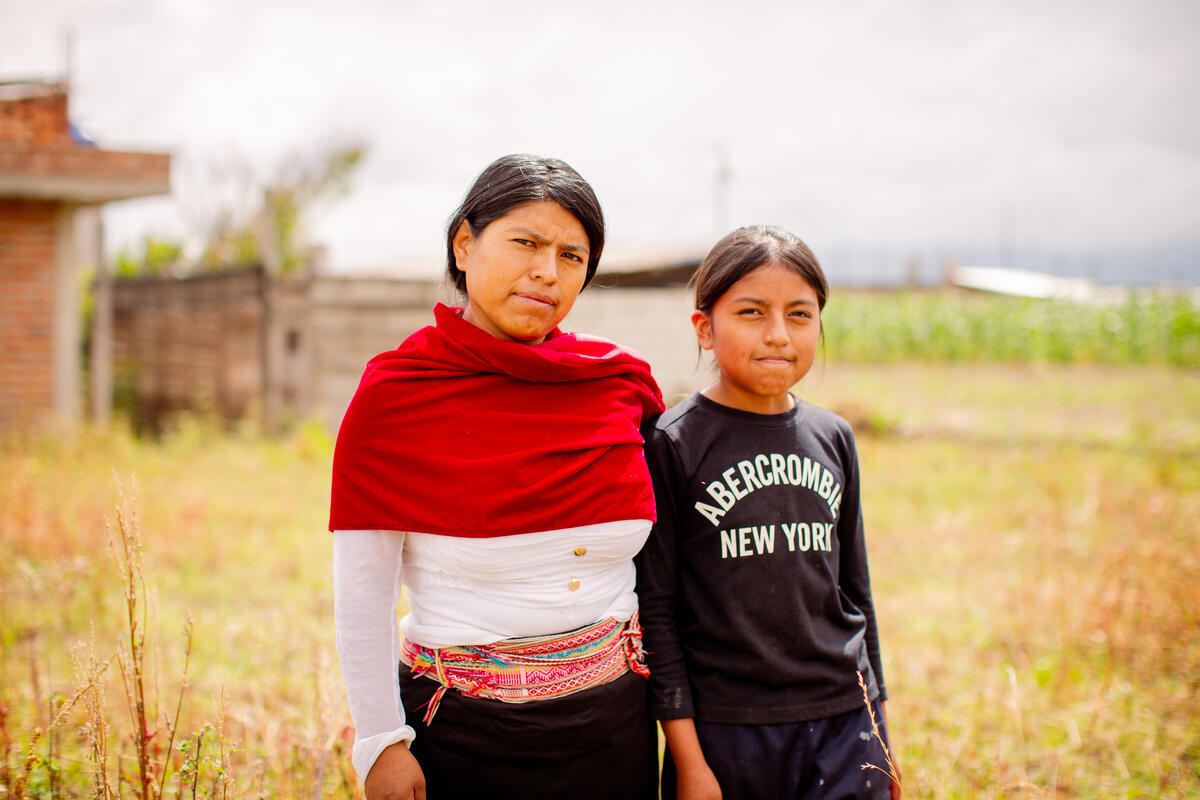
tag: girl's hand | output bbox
[880,702,901,799]
[889,760,902,800]
[675,761,723,800]
[364,741,426,800]
[662,718,722,800]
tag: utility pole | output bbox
[713,144,731,238]
[90,211,112,426]
[999,205,1015,267]
[259,191,283,432]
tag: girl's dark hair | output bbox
[446,154,605,293]
[690,225,829,314]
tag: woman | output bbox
[330,154,664,799]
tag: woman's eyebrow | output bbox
[510,225,589,254]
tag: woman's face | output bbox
[453,200,590,343]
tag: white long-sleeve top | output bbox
[332,519,652,783]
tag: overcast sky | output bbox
[2,0,1198,282]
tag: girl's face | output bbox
[453,200,590,343]
[693,261,821,415]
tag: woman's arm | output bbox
[634,428,697,719]
[332,530,424,797]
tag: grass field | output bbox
[1,362,1197,798]
[802,364,1199,797]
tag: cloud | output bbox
[2,0,1197,279]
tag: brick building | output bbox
[0,80,169,429]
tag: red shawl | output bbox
[329,303,665,536]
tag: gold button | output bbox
[573,546,587,557]
[568,579,581,591]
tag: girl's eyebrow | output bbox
[732,295,819,308]
[509,225,590,255]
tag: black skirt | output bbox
[400,664,658,799]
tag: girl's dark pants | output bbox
[662,698,894,800]
[400,664,658,799]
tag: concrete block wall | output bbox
[310,280,707,431]
[309,277,448,431]
[112,269,268,429]
[569,285,706,405]
[103,274,709,433]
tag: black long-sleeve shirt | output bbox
[636,393,887,724]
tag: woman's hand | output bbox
[364,741,426,800]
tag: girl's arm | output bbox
[838,428,899,798]
[835,428,887,703]
[637,427,719,799]
[661,719,722,800]
[332,530,425,798]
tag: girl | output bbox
[636,225,900,800]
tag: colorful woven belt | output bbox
[400,613,650,724]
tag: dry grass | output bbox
[1,365,1197,798]
[0,418,354,798]
[803,363,1200,798]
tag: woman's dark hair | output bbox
[445,154,605,293]
[690,225,829,315]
